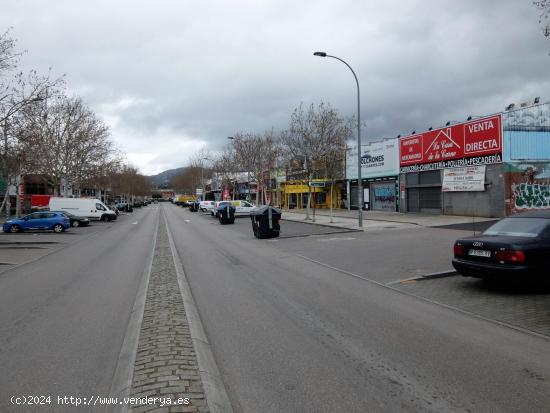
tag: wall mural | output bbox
[505,162,550,214]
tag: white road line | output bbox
[317,237,357,242]
[132,222,138,225]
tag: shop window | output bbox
[314,192,326,205]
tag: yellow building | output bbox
[283,180,341,210]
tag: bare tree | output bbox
[281,102,351,219]
[1,29,64,215]
[109,164,151,201]
[231,129,281,206]
[534,1,550,41]
[212,146,237,200]
[18,95,117,196]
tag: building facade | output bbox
[346,139,400,211]
[396,101,550,217]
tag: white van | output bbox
[213,200,256,217]
[49,198,117,221]
[199,200,215,213]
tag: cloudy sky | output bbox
[2,0,549,175]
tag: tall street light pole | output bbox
[314,51,363,228]
[201,157,210,201]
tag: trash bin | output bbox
[250,206,281,238]
[218,203,236,225]
[189,201,200,212]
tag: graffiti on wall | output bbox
[513,182,550,210]
[507,162,550,213]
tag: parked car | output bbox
[3,212,70,233]
[49,198,117,221]
[199,201,216,213]
[54,211,90,227]
[115,202,130,212]
[213,200,256,217]
[107,204,120,216]
[452,210,550,280]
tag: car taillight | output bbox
[495,250,526,263]
[454,243,465,257]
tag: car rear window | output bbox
[483,217,549,237]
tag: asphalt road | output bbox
[0,206,159,412]
[165,204,550,413]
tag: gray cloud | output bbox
[2,0,548,174]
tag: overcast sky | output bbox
[2,0,549,175]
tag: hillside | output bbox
[149,167,186,188]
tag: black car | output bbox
[55,211,90,228]
[452,210,550,280]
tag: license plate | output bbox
[468,249,491,258]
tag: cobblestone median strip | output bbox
[128,215,209,413]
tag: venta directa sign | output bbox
[399,114,502,173]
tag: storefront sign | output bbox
[442,166,486,192]
[309,181,325,187]
[399,115,502,172]
[346,139,399,180]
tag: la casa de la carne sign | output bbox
[399,115,502,173]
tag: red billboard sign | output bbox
[399,114,502,171]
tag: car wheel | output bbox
[72,220,80,228]
[53,224,64,233]
[9,225,21,233]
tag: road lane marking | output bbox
[132,222,138,225]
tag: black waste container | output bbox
[250,206,281,238]
[189,201,200,212]
[218,203,236,225]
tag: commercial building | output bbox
[397,101,550,217]
[283,156,344,210]
[346,139,400,211]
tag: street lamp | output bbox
[314,51,363,227]
[201,157,210,201]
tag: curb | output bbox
[165,218,234,413]
[108,212,159,413]
[279,229,362,239]
[386,270,458,286]
[282,211,421,226]
[281,216,363,232]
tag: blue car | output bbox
[2,212,71,233]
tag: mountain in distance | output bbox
[149,167,186,189]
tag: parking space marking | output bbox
[317,237,357,242]
[293,253,550,342]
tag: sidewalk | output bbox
[281,208,496,231]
